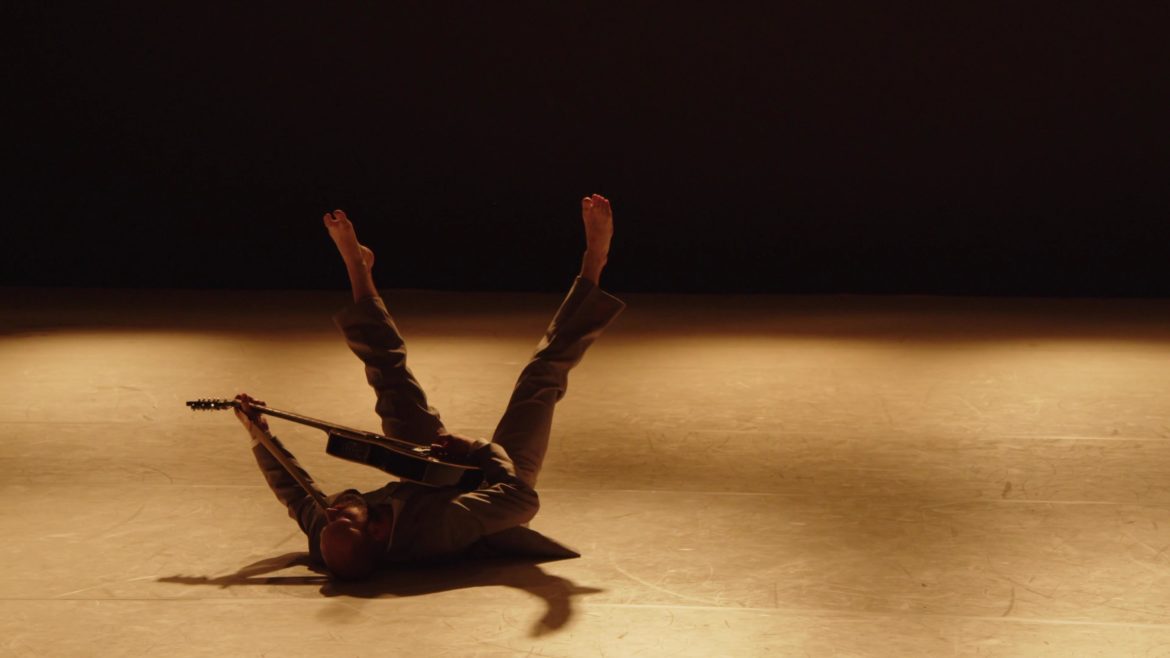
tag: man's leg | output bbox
[325,210,447,445]
[492,195,624,488]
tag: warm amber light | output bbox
[3,290,1169,655]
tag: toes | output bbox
[334,209,348,222]
[589,194,611,217]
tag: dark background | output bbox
[5,3,1168,295]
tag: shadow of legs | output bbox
[160,554,604,635]
[325,558,604,635]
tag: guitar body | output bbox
[188,398,483,491]
[326,432,482,490]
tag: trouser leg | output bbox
[333,296,447,445]
[491,277,625,488]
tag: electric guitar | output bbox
[186,398,483,491]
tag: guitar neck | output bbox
[249,405,428,453]
[187,397,476,489]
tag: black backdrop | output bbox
[5,3,1168,295]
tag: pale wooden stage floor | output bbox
[3,287,1170,657]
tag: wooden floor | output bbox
[3,286,1170,657]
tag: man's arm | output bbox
[433,435,541,535]
[234,395,329,557]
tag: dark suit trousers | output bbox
[334,276,625,489]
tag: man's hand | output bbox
[233,393,270,433]
[429,433,478,464]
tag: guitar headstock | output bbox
[186,398,239,411]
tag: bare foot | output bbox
[323,209,375,271]
[580,194,613,284]
[581,194,614,257]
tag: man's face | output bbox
[325,492,370,529]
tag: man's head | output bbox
[319,491,392,580]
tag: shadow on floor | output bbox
[160,552,603,636]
